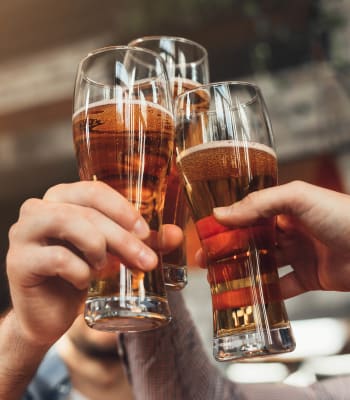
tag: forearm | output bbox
[122,291,244,400]
[0,310,50,400]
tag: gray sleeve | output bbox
[238,382,315,399]
[311,376,350,399]
[122,291,245,400]
[239,376,350,399]
[122,291,349,400]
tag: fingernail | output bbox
[132,218,150,238]
[138,249,157,270]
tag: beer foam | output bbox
[176,140,276,163]
[73,99,173,121]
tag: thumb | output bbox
[213,181,319,227]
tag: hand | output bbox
[196,180,350,299]
[6,181,182,347]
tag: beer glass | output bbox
[72,46,174,332]
[129,35,210,289]
[175,81,295,361]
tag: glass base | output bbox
[84,296,171,332]
[213,326,295,362]
[163,264,188,290]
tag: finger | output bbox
[44,181,150,239]
[32,246,92,291]
[212,180,322,226]
[279,271,307,299]
[273,215,308,268]
[14,198,108,268]
[192,213,304,270]
[7,244,92,291]
[194,248,206,268]
[15,199,158,271]
[82,206,158,271]
[157,224,184,254]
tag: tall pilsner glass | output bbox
[72,46,174,332]
[175,81,295,361]
[129,36,210,290]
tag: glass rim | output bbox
[175,80,262,109]
[77,45,169,88]
[128,35,208,67]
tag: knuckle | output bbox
[19,198,42,217]
[287,180,311,215]
[289,180,306,195]
[8,222,20,241]
[49,247,70,268]
[81,181,98,197]
[243,190,260,205]
[82,180,108,198]
[86,233,106,257]
[44,183,68,200]
[94,234,106,252]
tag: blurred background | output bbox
[1,0,350,388]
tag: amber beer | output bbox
[177,141,291,351]
[161,158,188,286]
[73,99,174,331]
[162,78,209,287]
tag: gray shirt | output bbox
[24,291,350,399]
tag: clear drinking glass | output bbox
[128,35,210,289]
[175,81,296,361]
[72,46,174,332]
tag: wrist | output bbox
[0,310,51,399]
[4,308,52,348]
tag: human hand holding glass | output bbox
[72,46,174,332]
[175,81,296,361]
[128,35,210,290]
[212,180,350,297]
